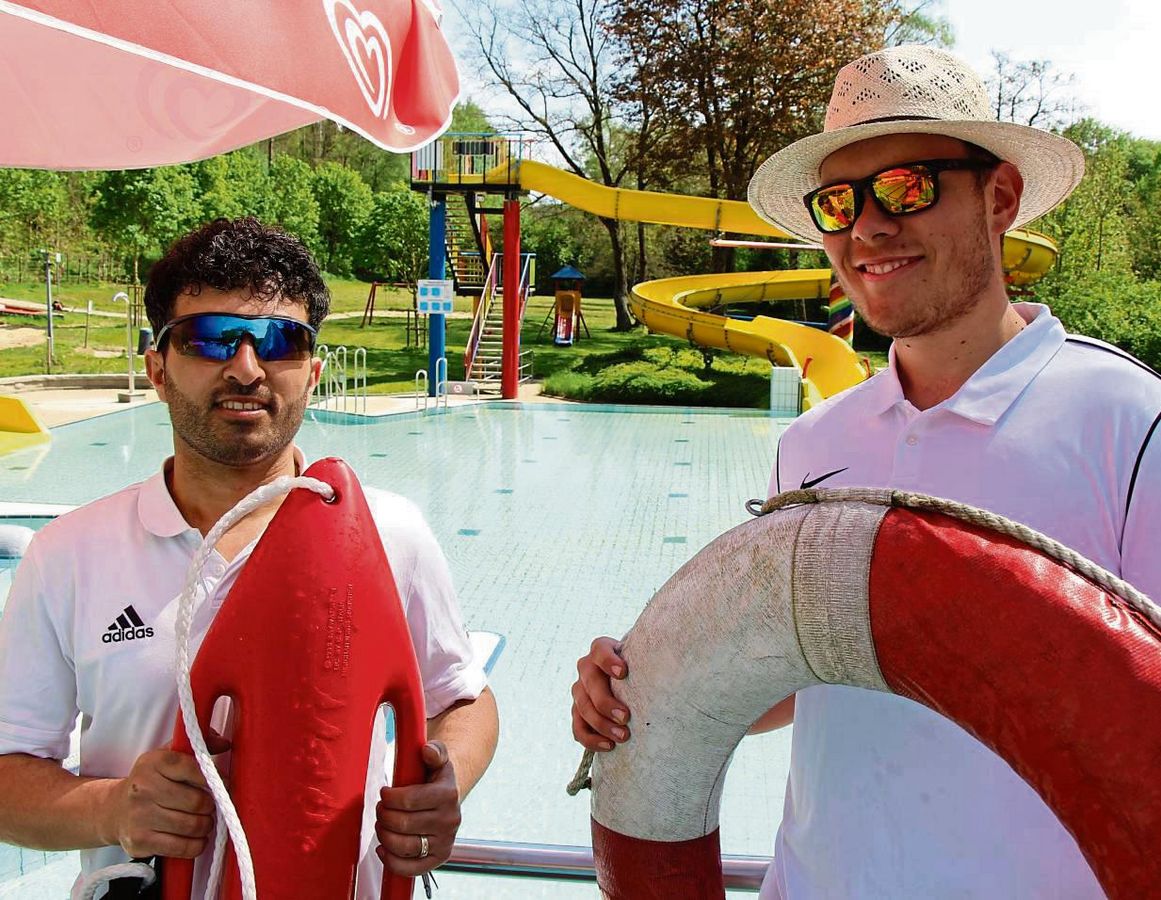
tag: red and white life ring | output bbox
[589,489,1161,900]
[165,458,428,900]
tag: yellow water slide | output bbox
[0,396,49,456]
[457,160,1057,407]
[503,162,866,407]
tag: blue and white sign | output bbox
[417,279,455,314]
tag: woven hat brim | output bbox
[747,120,1085,243]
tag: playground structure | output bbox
[541,266,590,347]
[416,133,1061,409]
[411,136,537,397]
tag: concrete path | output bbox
[4,382,562,428]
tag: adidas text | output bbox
[102,626,154,643]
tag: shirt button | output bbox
[905,435,919,446]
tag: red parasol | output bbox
[0,0,460,169]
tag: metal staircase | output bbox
[471,285,506,386]
[464,253,536,391]
[445,193,488,295]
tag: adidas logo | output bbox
[102,605,155,644]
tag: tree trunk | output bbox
[710,243,736,274]
[601,217,634,331]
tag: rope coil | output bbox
[755,488,1160,632]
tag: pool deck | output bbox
[3,383,564,428]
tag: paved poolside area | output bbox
[2,382,562,428]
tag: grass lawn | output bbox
[1,279,884,408]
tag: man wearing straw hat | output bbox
[573,45,1161,896]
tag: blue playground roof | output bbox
[550,266,586,281]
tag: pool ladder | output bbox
[414,357,449,412]
[313,345,367,414]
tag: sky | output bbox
[944,0,1160,140]
[444,0,1161,143]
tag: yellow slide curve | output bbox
[0,396,49,456]
[463,160,1058,409]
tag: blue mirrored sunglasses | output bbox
[155,313,317,362]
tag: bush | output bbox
[542,343,769,407]
[589,361,711,403]
[1040,272,1161,369]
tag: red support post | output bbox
[501,198,521,400]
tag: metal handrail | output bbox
[331,346,348,411]
[444,838,769,891]
[463,254,501,378]
[414,369,428,411]
[352,347,367,414]
[313,345,368,413]
[435,356,448,410]
[411,132,528,186]
[517,253,535,324]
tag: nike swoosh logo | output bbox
[800,467,849,489]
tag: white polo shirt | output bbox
[765,304,1161,899]
[0,456,487,899]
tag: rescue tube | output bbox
[165,458,427,900]
[589,488,1161,900]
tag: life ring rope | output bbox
[755,488,1155,626]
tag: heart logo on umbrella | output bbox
[325,0,393,118]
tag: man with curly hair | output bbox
[0,218,498,898]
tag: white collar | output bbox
[862,303,1064,424]
[136,447,308,538]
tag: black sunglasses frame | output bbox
[154,312,318,362]
[803,158,998,235]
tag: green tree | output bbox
[1039,123,1134,278]
[0,169,69,275]
[449,98,496,134]
[607,0,893,274]
[311,162,373,276]
[354,188,429,294]
[265,155,322,257]
[521,206,599,291]
[90,167,202,280]
[192,150,271,222]
[1124,137,1161,281]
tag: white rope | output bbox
[74,474,334,900]
[70,862,156,900]
[757,488,1161,633]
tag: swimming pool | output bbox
[0,401,794,897]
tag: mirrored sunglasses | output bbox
[155,313,317,362]
[803,158,998,234]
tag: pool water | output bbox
[0,402,795,897]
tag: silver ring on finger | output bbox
[418,834,430,859]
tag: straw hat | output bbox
[748,45,1085,243]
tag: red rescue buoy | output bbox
[165,458,427,900]
[589,490,1161,900]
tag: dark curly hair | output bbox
[144,217,330,334]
